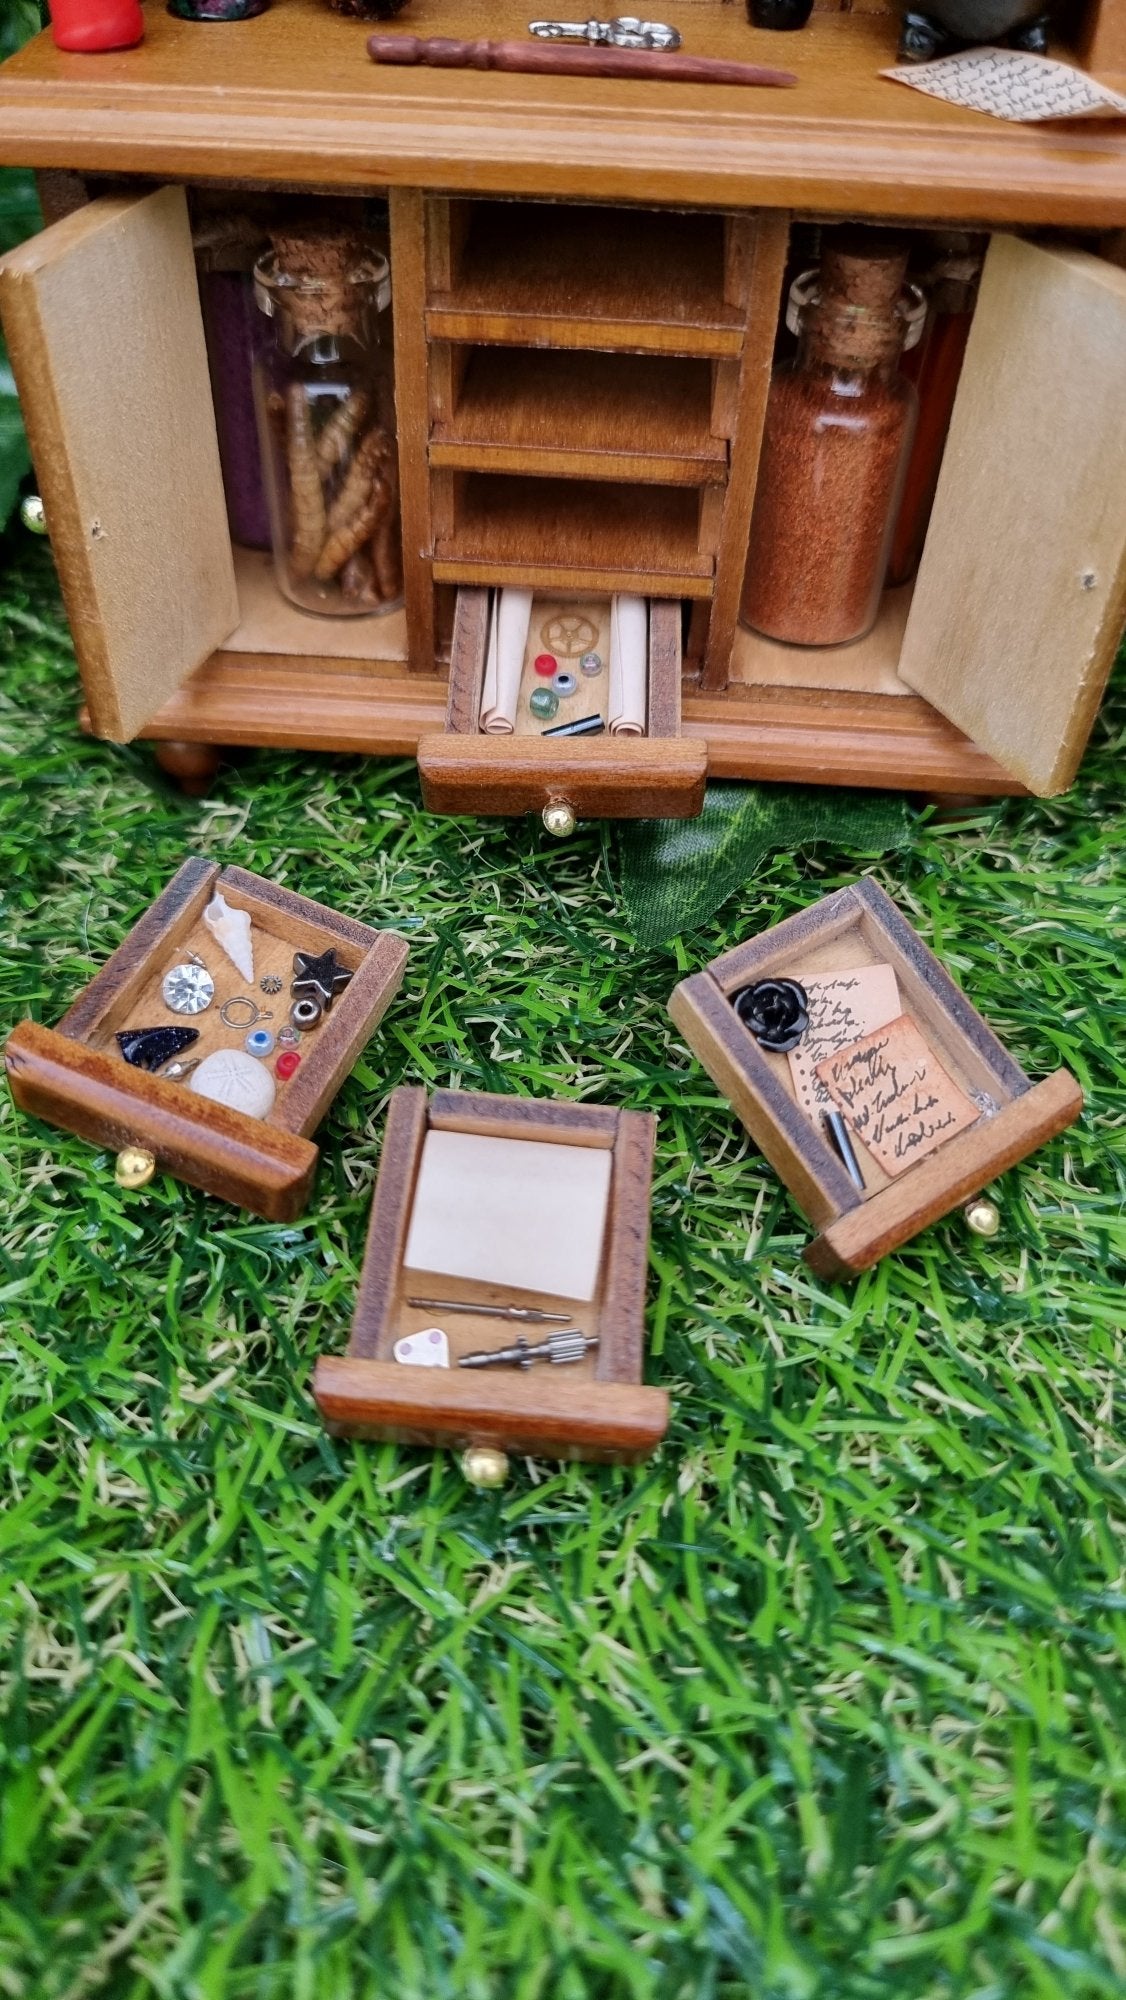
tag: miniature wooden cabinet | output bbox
[0,1,1124,823]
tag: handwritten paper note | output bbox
[816,1014,981,1178]
[787,965,902,1121]
[882,48,1126,124]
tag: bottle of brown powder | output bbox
[740,231,918,648]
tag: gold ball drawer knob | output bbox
[460,1445,510,1488]
[20,494,48,537]
[963,1195,1001,1239]
[114,1146,157,1191]
[542,800,576,839]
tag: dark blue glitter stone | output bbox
[115,1025,200,1072]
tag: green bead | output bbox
[529,688,559,720]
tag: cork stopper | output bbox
[806,230,911,370]
[260,225,389,344]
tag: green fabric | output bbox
[0,164,42,532]
[618,781,914,944]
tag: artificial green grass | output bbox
[1,534,1124,2000]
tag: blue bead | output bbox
[245,1027,276,1058]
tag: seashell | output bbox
[202,891,255,983]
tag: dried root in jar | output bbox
[315,389,371,477]
[315,472,389,581]
[371,453,403,603]
[340,550,380,605]
[286,383,327,580]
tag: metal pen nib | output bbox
[459,1331,600,1370]
[406,1298,572,1324]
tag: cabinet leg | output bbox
[153,741,223,796]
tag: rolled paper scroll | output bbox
[608,594,648,736]
[479,587,534,733]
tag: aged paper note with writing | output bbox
[788,964,901,1121]
[815,1014,980,1178]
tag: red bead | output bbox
[534,653,558,677]
[275,1050,302,1081]
[48,0,145,50]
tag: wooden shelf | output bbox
[429,347,727,486]
[432,474,713,597]
[428,203,744,358]
[3,5,1126,225]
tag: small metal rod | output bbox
[405,1298,572,1324]
[459,1331,600,1370]
[542,713,605,738]
[823,1108,865,1193]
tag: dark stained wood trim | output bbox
[597,1109,656,1386]
[347,1085,430,1359]
[428,1088,619,1147]
[56,855,219,1043]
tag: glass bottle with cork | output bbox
[887,234,983,588]
[253,227,402,617]
[740,230,922,648]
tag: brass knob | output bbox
[542,799,576,839]
[20,494,47,537]
[460,1445,510,1488]
[963,1196,1001,1239]
[114,1146,156,1191]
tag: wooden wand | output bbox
[367,35,798,87]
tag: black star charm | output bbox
[291,947,353,1012]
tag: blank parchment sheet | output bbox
[402,1130,613,1301]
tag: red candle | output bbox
[49,0,145,51]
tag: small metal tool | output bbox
[529,15,681,48]
[823,1108,865,1193]
[406,1298,572,1324]
[459,1331,600,1370]
[542,713,606,738]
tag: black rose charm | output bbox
[731,977,809,1054]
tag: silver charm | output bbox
[260,974,283,996]
[162,954,214,1016]
[220,995,274,1029]
[529,15,681,47]
[161,1055,203,1082]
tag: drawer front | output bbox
[419,731,707,819]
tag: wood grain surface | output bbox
[418,731,708,817]
[347,1085,430,1359]
[670,877,1082,1272]
[0,188,239,740]
[121,657,1023,794]
[429,346,726,485]
[806,1068,1083,1277]
[330,1084,667,1461]
[897,235,1126,795]
[1,3,1124,223]
[312,1357,669,1462]
[5,1020,319,1220]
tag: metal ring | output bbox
[220,995,273,1029]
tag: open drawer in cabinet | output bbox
[418,586,707,826]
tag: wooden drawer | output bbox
[418,586,708,825]
[313,1085,669,1468]
[4,857,408,1220]
[669,877,1082,1279]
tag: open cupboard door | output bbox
[0,187,238,741]
[897,234,1126,797]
